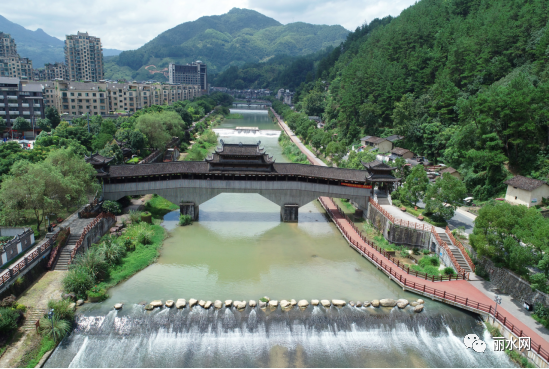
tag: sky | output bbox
[1,0,418,50]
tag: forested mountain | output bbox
[274,0,549,201]
[0,14,122,68]
[107,8,349,81]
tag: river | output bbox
[45,109,513,367]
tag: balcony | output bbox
[8,103,18,107]
[0,111,5,115]
[21,103,29,108]
[0,103,4,107]
[23,111,30,115]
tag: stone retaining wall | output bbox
[479,258,549,307]
[77,216,116,255]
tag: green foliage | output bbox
[126,222,155,245]
[12,117,32,132]
[71,247,108,280]
[0,307,20,333]
[98,240,125,265]
[443,267,456,276]
[39,315,71,343]
[102,200,122,215]
[87,286,108,302]
[144,195,178,219]
[62,266,94,298]
[278,134,309,164]
[418,255,440,268]
[424,173,467,220]
[129,209,142,224]
[47,299,75,321]
[398,166,429,206]
[184,130,218,161]
[530,273,549,294]
[45,107,61,128]
[179,214,193,226]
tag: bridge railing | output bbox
[319,196,549,363]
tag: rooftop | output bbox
[386,134,405,142]
[361,136,387,144]
[504,175,548,191]
[391,147,412,156]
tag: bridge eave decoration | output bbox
[206,140,275,173]
[361,160,401,195]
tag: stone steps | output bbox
[22,309,46,330]
[377,197,391,205]
[438,232,472,273]
[53,234,79,271]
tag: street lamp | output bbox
[494,295,502,315]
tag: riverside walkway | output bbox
[268,105,549,364]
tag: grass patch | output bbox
[144,195,179,220]
[392,199,447,227]
[278,134,309,164]
[184,129,218,161]
[95,224,166,291]
[225,113,243,119]
[18,335,56,368]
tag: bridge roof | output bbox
[215,140,265,156]
[106,162,367,182]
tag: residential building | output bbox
[0,77,45,137]
[34,62,67,81]
[168,61,207,92]
[390,147,414,160]
[504,176,549,208]
[65,32,104,82]
[25,80,202,117]
[440,166,462,180]
[360,136,392,153]
[0,33,33,80]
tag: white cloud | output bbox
[0,0,416,50]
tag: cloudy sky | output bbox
[1,0,417,50]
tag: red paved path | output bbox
[320,196,549,355]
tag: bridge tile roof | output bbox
[105,162,367,182]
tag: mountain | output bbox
[0,14,64,67]
[108,8,349,81]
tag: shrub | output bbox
[98,240,125,265]
[15,303,26,313]
[72,247,108,280]
[87,286,108,302]
[419,256,440,268]
[39,315,71,343]
[413,247,420,255]
[135,223,154,245]
[129,209,141,224]
[443,267,456,275]
[120,236,135,251]
[0,307,20,333]
[102,200,122,215]
[422,249,430,255]
[47,299,75,321]
[400,250,409,258]
[63,266,95,298]
[423,265,441,276]
[179,214,193,226]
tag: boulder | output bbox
[176,299,187,309]
[349,301,356,307]
[321,300,331,308]
[76,299,85,306]
[414,304,424,313]
[379,299,397,307]
[298,300,309,308]
[114,303,123,310]
[68,302,76,311]
[189,299,198,307]
[62,293,76,301]
[225,300,233,307]
[311,299,320,306]
[411,302,418,307]
[214,300,223,309]
[259,301,267,308]
[269,300,279,307]
[150,300,163,308]
[280,300,291,308]
[165,300,174,308]
[262,296,270,302]
[290,299,297,306]
[356,301,362,307]
[397,299,409,309]
[417,299,424,304]
[204,301,212,309]
[332,299,346,307]
[236,301,246,310]
[0,295,16,307]
[371,300,380,307]
[144,304,154,311]
[198,300,206,307]
[363,301,371,307]
[249,300,257,307]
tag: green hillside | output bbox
[274,0,549,201]
[107,8,349,80]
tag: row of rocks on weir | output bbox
[115,297,425,313]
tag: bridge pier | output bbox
[280,204,299,223]
[180,202,199,221]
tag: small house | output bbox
[360,136,392,153]
[504,176,549,207]
[390,147,414,160]
[440,166,462,180]
[386,135,404,145]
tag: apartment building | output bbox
[65,32,104,82]
[168,61,207,92]
[0,33,33,80]
[34,62,67,81]
[25,80,202,118]
[0,77,45,135]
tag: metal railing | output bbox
[446,226,475,272]
[319,197,549,363]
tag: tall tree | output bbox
[398,165,429,206]
[45,107,61,129]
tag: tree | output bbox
[36,118,52,132]
[424,172,467,220]
[45,107,60,129]
[39,314,71,343]
[12,117,32,133]
[398,165,429,206]
[99,142,124,165]
[325,141,347,165]
[135,114,171,150]
[128,130,147,154]
[0,117,6,133]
